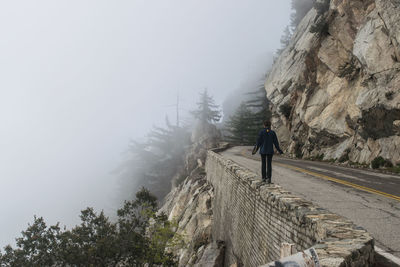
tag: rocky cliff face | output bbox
[160,165,227,266]
[160,166,218,266]
[158,123,225,266]
[265,0,400,165]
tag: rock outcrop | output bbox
[159,124,224,266]
[159,166,220,266]
[184,121,222,175]
[265,0,400,165]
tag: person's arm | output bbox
[252,131,262,155]
[273,132,283,154]
[256,130,263,148]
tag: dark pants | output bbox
[261,154,273,180]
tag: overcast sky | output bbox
[0,0,290,247]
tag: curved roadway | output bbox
[220,146,400,264]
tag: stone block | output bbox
[206,151,375,267]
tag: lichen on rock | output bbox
[158,121,223,266]
[264,0,400,165]
[158,166,217,267]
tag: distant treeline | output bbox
[277,0,316,56]
[223,84,271,145]
[116,89,222,202]
[222,0,317,145]
[0,188,180,266]
[0,90,223,266]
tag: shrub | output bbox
[385,91,394,100]
[371,156,393,169]
[388,164,400,174]
[371,157,385,169]
[311,154,324,161]
[349,161,369,168]
[294,143,303,158]
[338,149,350,163]
[309,0,330,35]
[338,153,349,163]
[0,188,181,266]
[384,160,394,168]
[279,102,292,119]
[314,0,330,15]
[310,19,329,34]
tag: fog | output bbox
[0,0,290,247]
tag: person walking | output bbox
[252,120,283,183]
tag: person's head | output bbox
[263,120,271,128]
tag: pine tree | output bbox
[276,26,293,55]
[134,117,190,199]
[0,188,180,266]
[314,0,330,15]
[224,103,257,145]
[245,84,272,128]
[224,84,271,145]
[191,89,221,124]
[116,117,191,201]
[290,0,315,30]
[309,0,331,34]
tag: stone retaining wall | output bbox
[205,150,374,267]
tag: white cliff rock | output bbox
[264,0,400,165]
[159,166,215,266]
[353,10,398,75]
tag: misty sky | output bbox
[0,0,290,247]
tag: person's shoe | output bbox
[262,179,267,183]
[267,179,272,184]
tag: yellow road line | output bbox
[276,162,400,202]
[239,148,400,202]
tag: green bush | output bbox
[0,188,181,266]
[388,164,400,174]
[309,0,330,35]
[279,102,292,119]
[310,154,324,161]
[371,157,385,169]
[384,160,394,168]
[294,143,303,158]
[371,156,393,169]
[338,153,349,163]
[385,91,394,100]
[338,149,350,163]
[310,19,329,34]
[314,0,330,15]
[349,161,369,168]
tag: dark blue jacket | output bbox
[256,128,283,155]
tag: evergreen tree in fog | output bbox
[276,26,293,55]
[224,84,271,145]
[290,0,315,30]
[245,84,271,127]
[0,188,180,266]
[118,90,222,203]
[225,103,256,145]
[191,89,222,124]
[276,0,315,57]
[119,117,191,201]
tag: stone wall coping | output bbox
[207,150,374,266]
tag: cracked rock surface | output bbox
[265,0,400,165]
[159,167,218,266]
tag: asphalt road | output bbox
[220,146,400,263]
